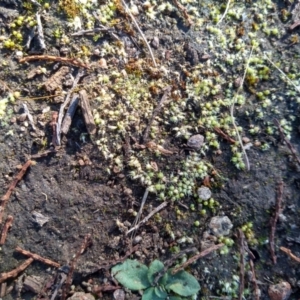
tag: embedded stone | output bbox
[197,186,212,200]
[187,134,204,150]
[208,216,233,237]
[268,282,292,300]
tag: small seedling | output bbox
[111,259,200,299]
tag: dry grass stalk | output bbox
[121,0,157,67]
[230,46,254,171]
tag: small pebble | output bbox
[268,281,292,300]
[151,37,159,49]
[99,58,108,69]
[242,137,251,144]
[113,289,125,300]
[133,235,143,245]
[68,292,95,300]
[197,186,212,200]
[187,134,204,150]
[187,134,205,150]
[15,50,23,59]
[93,48,100,56]
[209,216,233,237]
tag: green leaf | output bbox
[169,296,183,300]
[142,287,167,300]
[147,260,164,284]
[166,270,200,297]
[111,259,150,290]
[154,286,168,298]
[159,272,169,286]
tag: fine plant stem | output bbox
[130,187,149,237]
[217,0,231,25]
[264,53,300,93]
[230,46,253,171]
[127,201,168,235]
[121,0,157,67]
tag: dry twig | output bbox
[79,90,96,136]
[143,86,172,143]
[274,119,300,166]
[214,127,236,144]
[217,0,231,25]
[153,247,197,285]
[127,201,168,235]
[171,243,224,274]
[172,0,194,26]
[61,234,92,300]
[30,149,57,159]
[22,103,36,130]
[0,215,13,245]
[264,53,300,94]
[19,55,90,69]
[249,259,260,300]
[230,46,253,171]
[36,12,46,50]
[145,141,174,155]
[0,160,32,224]
[129,188,149,237]
[269,181,284,264]
[15,246,60,268]
[56,69,84,145]
[238,229,245,300]
[280,246,300,263]
[61,94,79,134]
[50,111,58,146]
[121,0,157,67]
[0,258,34,284]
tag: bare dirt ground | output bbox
[1,0,300,299]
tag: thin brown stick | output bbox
[30,149,57,159]
[280,246,300,263]
[0,215,13,245]
[153,247,197,285]
[274,119,300,166]
[238,229,245,300]
[50,111,58,146]
[290,20,300,31]
[143,86,172,143]
[15,246,60,268]
[269,181,284,264]
[214,127,236,144]
[249,259,260,300]
[19,55,90,69]
[171,243,224,274]
[61,234,92,300]
[0,258,34,284]
[127,201,168,235]
[0,160,32,224]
